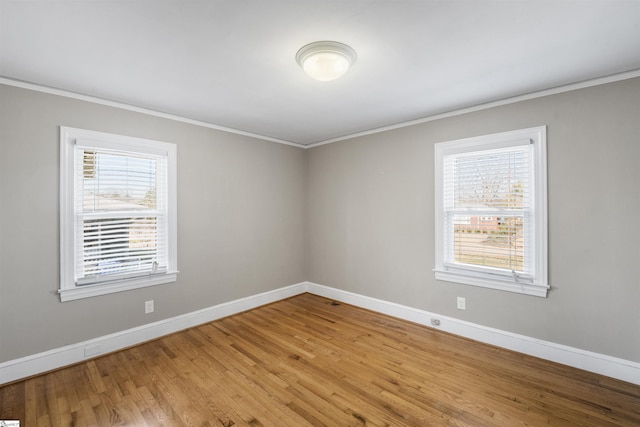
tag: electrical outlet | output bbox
[145,300,154,314]
[457,297,466,310]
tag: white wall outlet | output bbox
[145,300,154,314]
[457,297,466,310]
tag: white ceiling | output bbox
[2,0,639,146]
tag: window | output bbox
[60,127,177,302]
[434,127,548,297]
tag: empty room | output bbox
[1,1,639,426]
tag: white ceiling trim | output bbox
[305,69,640,149]
[3,69,640,150]
[0,77,306,149]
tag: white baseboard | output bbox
[0,282,308,385]
[305,282,640,385]
[2,281,638,386]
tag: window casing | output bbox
[60,127,177,301]
[434,127,548,297]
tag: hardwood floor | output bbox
[1,293,639,426]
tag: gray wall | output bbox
[308,77,640,362]
[2,77,639,366]
[0,85,307,362]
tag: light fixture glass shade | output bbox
[296,41,357,81]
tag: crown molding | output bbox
[305,69,640,148]
[0,76,306,149]
[3,69,639,150]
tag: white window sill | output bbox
[434,270,548,297]
[59,272,178,302]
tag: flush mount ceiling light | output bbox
[296,41,357,82]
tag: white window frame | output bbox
[60,127,178,302]
[434,126,548,297]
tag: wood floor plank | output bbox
[1,293,639,426]
[0,381,23,424]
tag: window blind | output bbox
[74,147,168,285]
[442,143,534,278]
